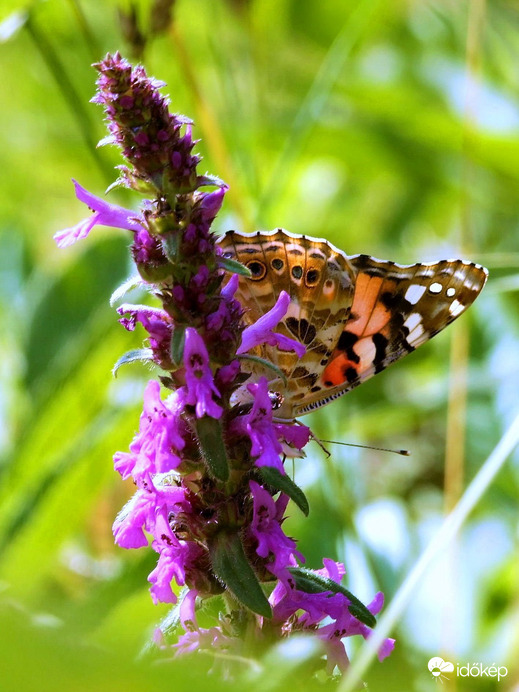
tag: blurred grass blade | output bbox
[25,13,109,183]
[339,409,519,692]
[256,0,382,223]
[66,0,102,60]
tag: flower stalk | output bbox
[55,52,394,676]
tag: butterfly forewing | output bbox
[296,254,488,415]
[218,230,488,419]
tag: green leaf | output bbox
[161,232,180,262]
[112,348,154,376]
[217,255,252,277]
[195,416,229,481]
[110,275,145,306]
[287,568,376,628]
[209,531,272,618]
[170,325,185,367]
[197,173,226,188]
[258,467,309,516]
[237,355,288,385]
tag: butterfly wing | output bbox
[295,254,488,416]
[218,230,356,413]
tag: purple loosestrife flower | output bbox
[173,589,233,655]
[54,180,142,247]
[148,513,201,605]
[117,305,173,367]
[56,52,394,680]
[231,378,310,474]
[183,328,223,419]
[238,290,306,357]
[113,478,185,550]
[113,381,185,482]
[174,590,234,654]
[249,480,303,579]
[269,559,396,672]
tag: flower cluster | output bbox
[56,53,394,676]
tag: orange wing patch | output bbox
[348,275,396,336]
[322,275,397,386]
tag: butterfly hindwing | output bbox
[295,254,488,415]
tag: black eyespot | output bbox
[246,260,266,280]
[292,265,303,279]
[306,268,319,285]
[272,258,284,271]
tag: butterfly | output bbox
[218,229,488,421]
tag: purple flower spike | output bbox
[94,53,200,193]
[54,180,142,247]
[183,328,223,419]
[237,291,306,357]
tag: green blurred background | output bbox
[0,0,518,690]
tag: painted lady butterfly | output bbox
[218,229,487,421]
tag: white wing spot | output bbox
[407,322,425,342]
[404,312,422,331]
[429,282,442,294]
[404,284,426,305]
[449,299,464,317]
[446,287,456,297]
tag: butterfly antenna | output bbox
[317,438,410,457]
